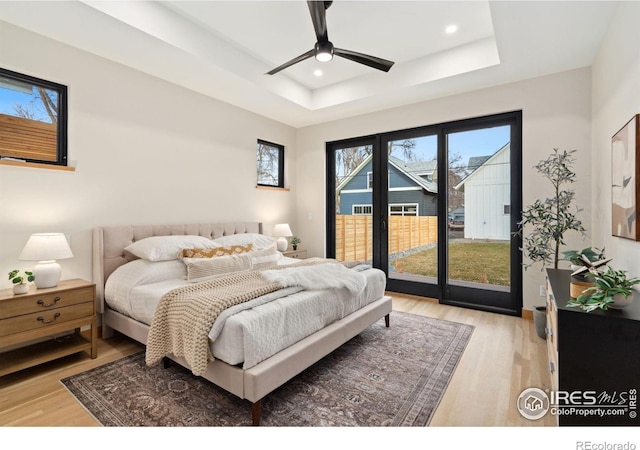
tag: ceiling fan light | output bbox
[314,41,334,62]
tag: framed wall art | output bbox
[612,114,640,240]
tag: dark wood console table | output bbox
[545,268,640,426]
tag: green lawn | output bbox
[391,241,510,286]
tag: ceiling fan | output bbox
[266,1,395,75]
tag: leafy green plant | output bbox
[567,266,640,312]
[290,236,301,246]
[516,148,585,269]
[8,269,35,285]
[562,247,605,266]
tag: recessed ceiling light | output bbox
[314,69,323,77]
[445,24,458,34]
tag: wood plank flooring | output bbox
[0,292,555,427]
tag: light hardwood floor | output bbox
[0,292,555,427]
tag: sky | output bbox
[0,85,55,123]
[390,125,511,168]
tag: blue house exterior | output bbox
[337,155,438,216]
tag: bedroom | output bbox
[0,0,638,443]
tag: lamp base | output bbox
[33,260,62,289]
[276,237,288,252]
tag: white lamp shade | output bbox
[19,233,73,288]
[272,223,293,237]
[272,224,293,252]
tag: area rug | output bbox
[61,311,473,427]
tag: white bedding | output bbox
[105,257,387,368]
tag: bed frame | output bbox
[92,222,392,425]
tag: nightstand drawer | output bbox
[0,286,94,319]
[0,302,94,337]
[283,249,307,259]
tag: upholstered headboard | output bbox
[92,222,262,313]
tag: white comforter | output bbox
[105,257,387,369]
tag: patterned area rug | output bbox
[61,311,473,426]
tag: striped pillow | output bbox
[183,247,281,282]
[184,254,252,281]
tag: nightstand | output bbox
[282,249,307,259]
[0,278,97,377]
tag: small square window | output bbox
[257,139,284,188]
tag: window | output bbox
[0,68,68,166]
[353,204,372,215]
[257,139,284,188]
[367,172,373,190]
[504,205,511,215]
[389,203,418,216]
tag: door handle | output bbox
[381,219,387,232]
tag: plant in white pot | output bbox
[568,266,640,311]
[8,269,35,295]
[516,148,586,339]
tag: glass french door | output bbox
[327,111,522,315]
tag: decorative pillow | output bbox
[213,233,276,251]
[124,235,219,261]
[183,247,281,281]
[184,254,253,282]
[249,246,282,269]
[181,244,253,259]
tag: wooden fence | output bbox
[0,113,57,162]
[335,215,438,261]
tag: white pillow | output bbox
[213,233,276,251]
[125,235,219,261]
[105,259,187,315]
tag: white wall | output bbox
[297,68,593,312]
[1,19,599,314]
[591,2,640,282]
[0,21,297,289]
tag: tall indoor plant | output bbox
[517,148,585,270]
[517,148,586,340]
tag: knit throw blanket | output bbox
[145,258,355,376]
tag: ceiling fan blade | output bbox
[334,48,395,72]
[307,0,329,42]
[266,49,315,75]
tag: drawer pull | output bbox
[37,313,61,324]
[549,361,555,373]
[37,296,61,308]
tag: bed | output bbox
[92,222,392,425]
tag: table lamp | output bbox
[272,223,293,252]
[19,233,74,288]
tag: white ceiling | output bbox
[0,1,618,128]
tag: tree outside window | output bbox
[0,67,67,166]
[257,139,284,188]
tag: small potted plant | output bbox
[567,266,640,311]
[8,269,35,295]
[562,247,610,298]
[290,236,301,251]
[563,247,606,271]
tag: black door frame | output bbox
[326,111,523,316]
